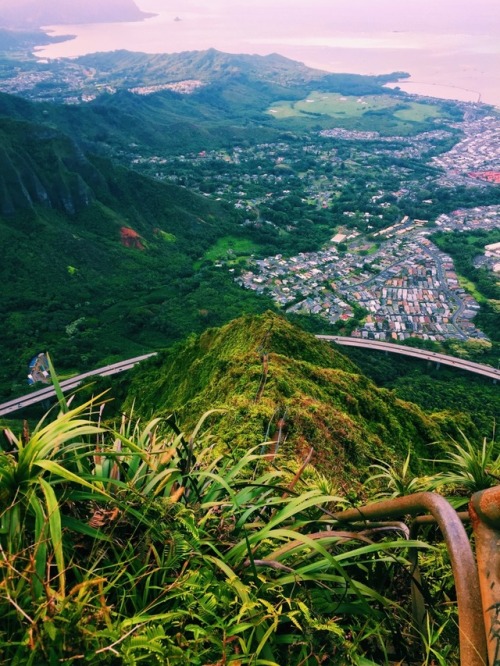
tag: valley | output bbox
[0,42,499,666]
[0,48,498,411]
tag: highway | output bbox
[1,337,498,419]
[316,336,500,381]
[0,353,156,417]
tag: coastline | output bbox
[27,4,500,109]
[385,79,485,105]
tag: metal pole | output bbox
[334,492,487,666]
[470,486,500,666]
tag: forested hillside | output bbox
[0,114,272,397]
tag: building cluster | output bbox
[346,236,483,341]
[431,115,500,187]
[238,206,498,342]
[437,205,500,276]
[129,79,203,95]
[484,241,500,273]
[320,127,453,160]
[434,206,500,233]
[0,63,100,103]
[0,64,203,103]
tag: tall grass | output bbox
[0,396,456,665]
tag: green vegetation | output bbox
[431,229,500,345]
[394,102,441,122]
[2,325,498,664]
[339,346,498,440]
[0,48,498,663]
[0,397,426,665]
[426,229,500,407]
[202,235,262,262]
[121,313,463,482]
[0,117,279,398]
[267,92,446,135]
[0,52,413,159]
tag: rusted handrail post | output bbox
[334,492,487,666]
[470,486,500,666]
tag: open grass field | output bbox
[394,102,442,122]
[267,92,444,135]
[202,235,262,262]
[457,274,487,303]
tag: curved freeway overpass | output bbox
[0,353,156,417]
[316,336,500,381]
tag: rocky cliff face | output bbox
[0,120,105,216]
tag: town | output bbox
[1,52,498,345]
[237,206,499,342]
[136,104,499,343]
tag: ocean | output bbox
[34,0,500,107]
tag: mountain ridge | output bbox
[121,312,455,485]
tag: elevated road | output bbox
[0,353,156,417]
[1,338,498,419]
[316,336,500,381]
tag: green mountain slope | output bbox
[0,117,103,215]
[123,312,447,484]
[76,49,404,94]
[76,49,328,88]
[0,49,408,155]
[0,115,273,397]
[0,83,282,158]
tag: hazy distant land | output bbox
[29,0,500,107]
[0,0,153,29]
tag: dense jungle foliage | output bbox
[1,334,497,665]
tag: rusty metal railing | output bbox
[333,491,489,666]
[470,487,500,666]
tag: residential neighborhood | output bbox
[431,115,500,187]
[237,206,499,342]
[229,107,500,343]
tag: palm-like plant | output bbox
[428,430,500,504]
[366,451,429,499]
[0,399,108,599]
[1,393,434,665]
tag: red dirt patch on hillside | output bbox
[120,227,144,250]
